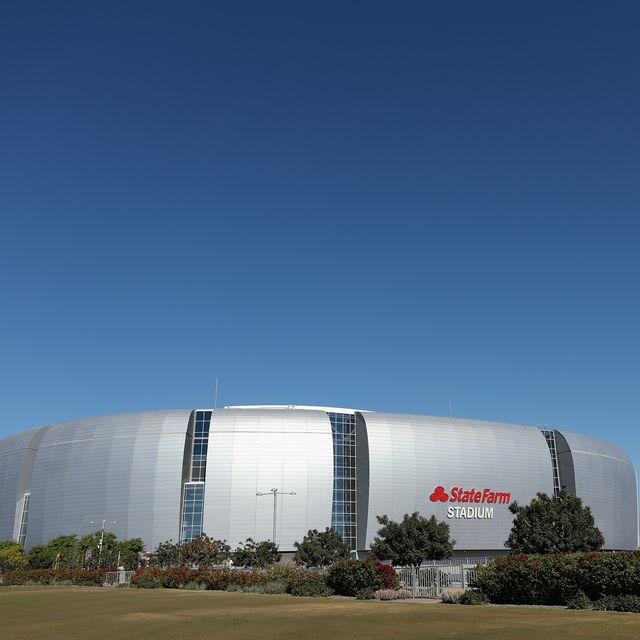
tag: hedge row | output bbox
[475,552,640,605]
[130,559,399,598]
[130,565,327,592]
[1,568,109,586]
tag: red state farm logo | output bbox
[428,485,511,504]
[429,486,449,502]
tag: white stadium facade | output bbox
[0,406,637,555]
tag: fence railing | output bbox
[394,563,483,598]
[104,571,134,587]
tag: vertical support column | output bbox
[355,412,370,553]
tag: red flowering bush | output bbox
[1,568,108,586]
[130,566,326,593]
[326,559,398,597]
[375,561,399,589]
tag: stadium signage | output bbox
[429,485,512,520]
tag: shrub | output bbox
[355,588,374,600]
[475,552,640,605]
[260,580,288,594]
[289,578,333,597]
[131,568,162,589]
[458,589,488,605]
[198,571,228,591]
[566,591,592,610]
[264,564,295,583]
[130,566,327,593]
[441,588,465,604]
[376,561,400,589]
[373,588,412,600]
[593,594,640,613]
[6,563,332,598]
[1,569,107,586]
[181,580,207,590]
[326,559,398,597]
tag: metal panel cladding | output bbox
[0,427,44,540]
[25,410,191,549]
[202,408,333,550]
[556,430,638,550]
[363,413,555,551]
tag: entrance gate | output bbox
[395,564,482,598]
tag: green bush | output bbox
[593,594,640,613]
[264,564,294,582]
[458,589,488,605]
[475,552,640,605]
[566,590,592,610]
[181,580,207,590]
[440,588,486,605]
[131,569,161,589]
[260,580,288,594]
[355,588,374,600]
[289,578,333,597]
[326,559,397,597]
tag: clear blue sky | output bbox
[1,2,638,473]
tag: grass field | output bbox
[2,587,640,640]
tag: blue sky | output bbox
[1,2,638,472]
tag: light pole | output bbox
[256,488,296,545]
[89,519,117,567]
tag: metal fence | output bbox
[419,556,492,567]
[104,571,134,587]
[395,563,483,598]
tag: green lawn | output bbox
[1,587,640,640]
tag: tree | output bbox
[232,538,281,568]
[182,534,230,567]
[80,531,119,568]
[117,538,145,570]
[149,540,184,568]
[0,540,27,573]
[293,528,351,568]
[369,513,455,569]
[26,544,55,569]
[505,490,604,554]
[45,534,82,568]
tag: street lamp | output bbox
[256,488,296,545]
[89,519,117,567]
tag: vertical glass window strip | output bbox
[18,492,30,545]
[180,410,212,543]
[191,410,212,482]
[181,482,205,543]
[328,412,357,550]
[541,429,561,496]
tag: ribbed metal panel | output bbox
[25,410,191,549]
[202,408,333,550]
[363,413,555,551]
[1,407,637,555]
[0,426,44,540]
[556,430,638,550]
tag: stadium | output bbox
[0,406,637,555]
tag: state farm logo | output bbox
[429,485,511,504]
[429,486,449,502]
[428,485,511,520]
